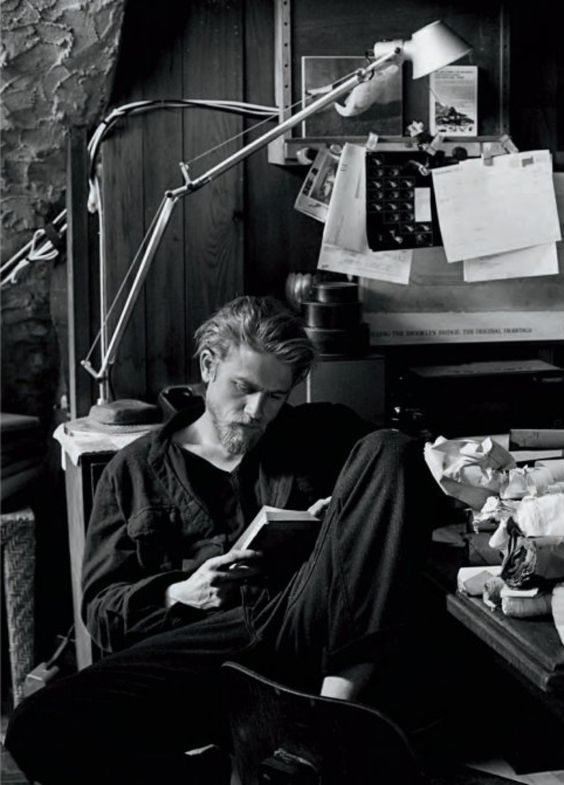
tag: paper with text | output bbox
[430,65,477,136]
[463,242,559,282]
[432,150,561,263]
[317,143,412,284]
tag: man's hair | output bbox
[194,296,316,385]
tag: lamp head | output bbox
[373,20,471,79]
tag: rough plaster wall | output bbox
[1,0,125,425]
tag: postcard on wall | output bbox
[294,148,340,223]
[301,56,402,138]
[429,65,477,136]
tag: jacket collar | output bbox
[146,396,295,511]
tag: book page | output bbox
[231,506,318,552]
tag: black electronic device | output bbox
[365,151,442,252]
[390,359,564,439]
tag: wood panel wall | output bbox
[86,0,562,406]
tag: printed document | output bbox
[431,150,561,263]
[429,65,477,137]
[463,242,559,282]
[317,143,412,284]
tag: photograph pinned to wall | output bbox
[429,65,478,136]
[294,148,340,222]
[301,56,402,138]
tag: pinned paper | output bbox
[463,242,559,283]
[294,148,340,223]
[430,66,478,137]
[317,143,412,284]
[431,150,561,263]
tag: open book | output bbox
[230,505,320,566]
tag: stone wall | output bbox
[1,0,126,661]
[1,0,125,425]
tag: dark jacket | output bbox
[81,400,371,653]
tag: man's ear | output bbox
[200,350,216,384]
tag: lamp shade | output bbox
[403,20,472,79]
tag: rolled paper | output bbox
[501,593,552,618]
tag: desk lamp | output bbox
[81,20,471,404]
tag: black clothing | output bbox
[6,407,437,785]
[175,449,242,539]
[81,401,370,652]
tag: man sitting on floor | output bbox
[6,295,439,785]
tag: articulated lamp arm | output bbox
[81,47,401,386]
[81,17,471,395]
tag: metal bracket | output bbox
[268,0,511,167]
[268,0,293,165]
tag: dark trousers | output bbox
[6,430,436,785]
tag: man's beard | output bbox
[221,423,261,455]
[208,403,263,455]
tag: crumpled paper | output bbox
[424,436,515,510]
[500,466,554,499]
[501,535,564,589]
[471,496,519,533]
[514,493,564,537]
[488,493,564,551]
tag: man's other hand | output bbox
[165,550,263,610]
[308,496,332,519]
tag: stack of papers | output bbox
[431,150,562,282]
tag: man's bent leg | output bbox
[253,430,435,695]
[5,606,257,785]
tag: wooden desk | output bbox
[426,537,564,772]
[427,536,564,719]
[447,593,564,700]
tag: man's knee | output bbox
[352,428,413,466]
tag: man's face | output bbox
[202,344,293,455]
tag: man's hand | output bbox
[166,550,263,610]
[308,497,332,519]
